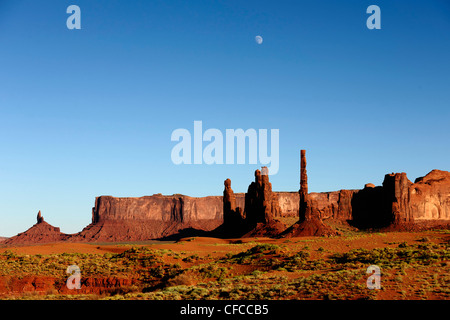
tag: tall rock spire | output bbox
[223,178,238,225]
[299,150,309,221]
[37,210,44,224]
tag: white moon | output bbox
[255,35,263,45]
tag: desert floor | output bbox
[0,227,448,300]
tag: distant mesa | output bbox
[3,151,450,245]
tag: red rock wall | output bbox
[293,190,358,222]
[409,170,450,221]
[90,169,450,231]
[92,194,223,223]
[6,170,448,244]
[0,275,137,296]
[81,194,226,241]
[306,170,450,228]
[92,192,299,225]
[76,169,450,241]
[276,192,299,217]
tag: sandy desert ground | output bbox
[0,226,448,300]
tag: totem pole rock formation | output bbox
[299,150,308,222]
[280,149,339,237]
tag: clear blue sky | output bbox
[0,0,449,237]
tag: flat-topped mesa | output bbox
[90,194,223,224]
[79,194,225,241]
[37,210,44,224]
[299,149,309,221]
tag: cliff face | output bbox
[76,194,225,242]
[296,170,450,229]
[410,170,450,221]
[92,194,223,224]
[307,190,358,221]
[83,169,450,240]
[276,192,299,217]
[86,190,300,241]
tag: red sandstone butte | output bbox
[220,168,285,238]
[242,167,286,237]
[307,169,450,231]
[4,212,70,245]
[72,194,224,242]
[3,151,449,244]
